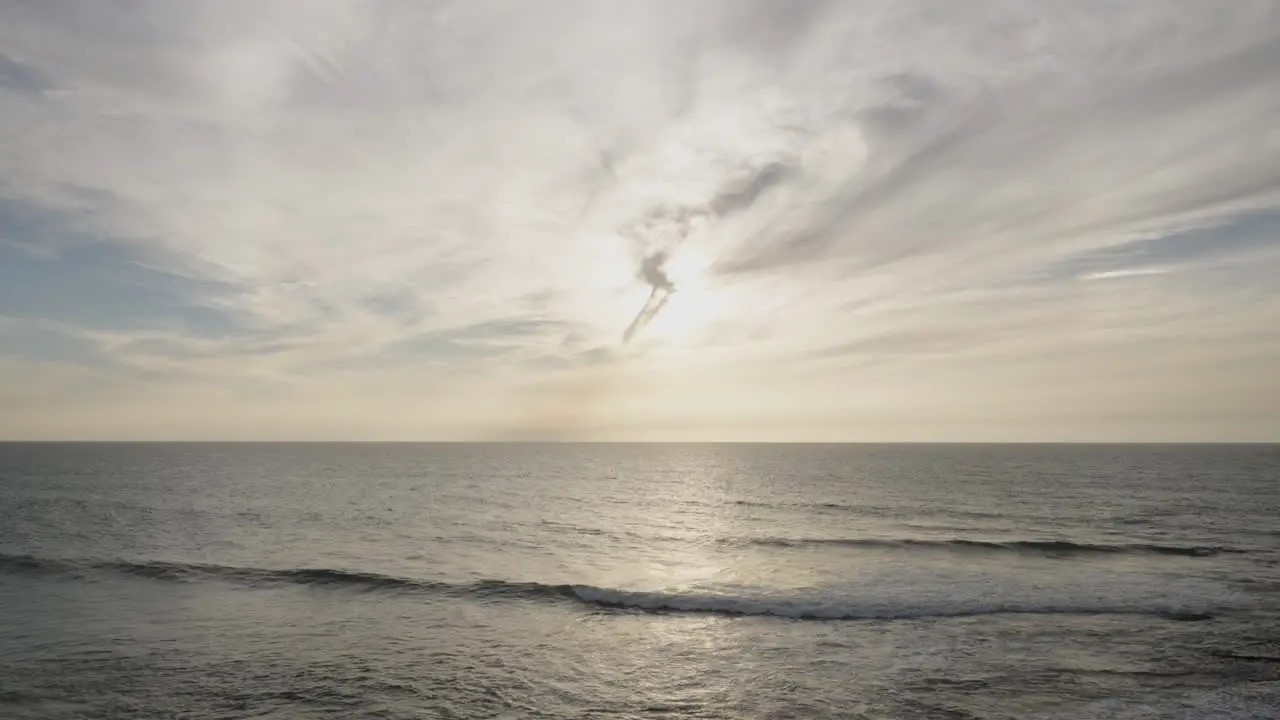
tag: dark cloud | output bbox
[622,251,674,344]
[621,287,671,345]
[617,160,799,343]
[638,250,675,291]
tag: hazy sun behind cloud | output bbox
[1,1,1278,441]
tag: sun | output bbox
[643,249,726,347]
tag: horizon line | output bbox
[1,440,1276,446]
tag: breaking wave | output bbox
[0,552,1215,622]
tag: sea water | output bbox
[1,442,1277,718]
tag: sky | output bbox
[1,1,1279,442]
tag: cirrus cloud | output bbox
[1,0,1278,440]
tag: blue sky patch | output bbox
[0,195,238,339]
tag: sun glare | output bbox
[644,249,725,347]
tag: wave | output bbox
[728,499,878,514]
[0,553,445,592]
[736,537,1242,557]
[725,498,1056,520]
[562,585,1214,621]
[0,552,1216,622]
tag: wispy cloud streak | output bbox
[0,1,1278,439]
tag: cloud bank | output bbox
[1,1,1278,440]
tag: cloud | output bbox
[1082,268,1168,281]
[1,1,1278,439]
[622,287,671,346]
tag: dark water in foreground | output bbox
[1,443,1277,719]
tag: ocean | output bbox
[0,442,1276,719]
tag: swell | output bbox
[725,499,1060,522]
[0,552,447,591]
[737,537,1243,557]
[0,552,1215,622]
[727,499,885,514]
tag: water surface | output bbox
[1,443,1277,718]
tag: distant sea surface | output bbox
[1,443,1277,719]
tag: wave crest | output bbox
[0,552,1217,622]
[738,537,1241,557]
[563,584,1214,621]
